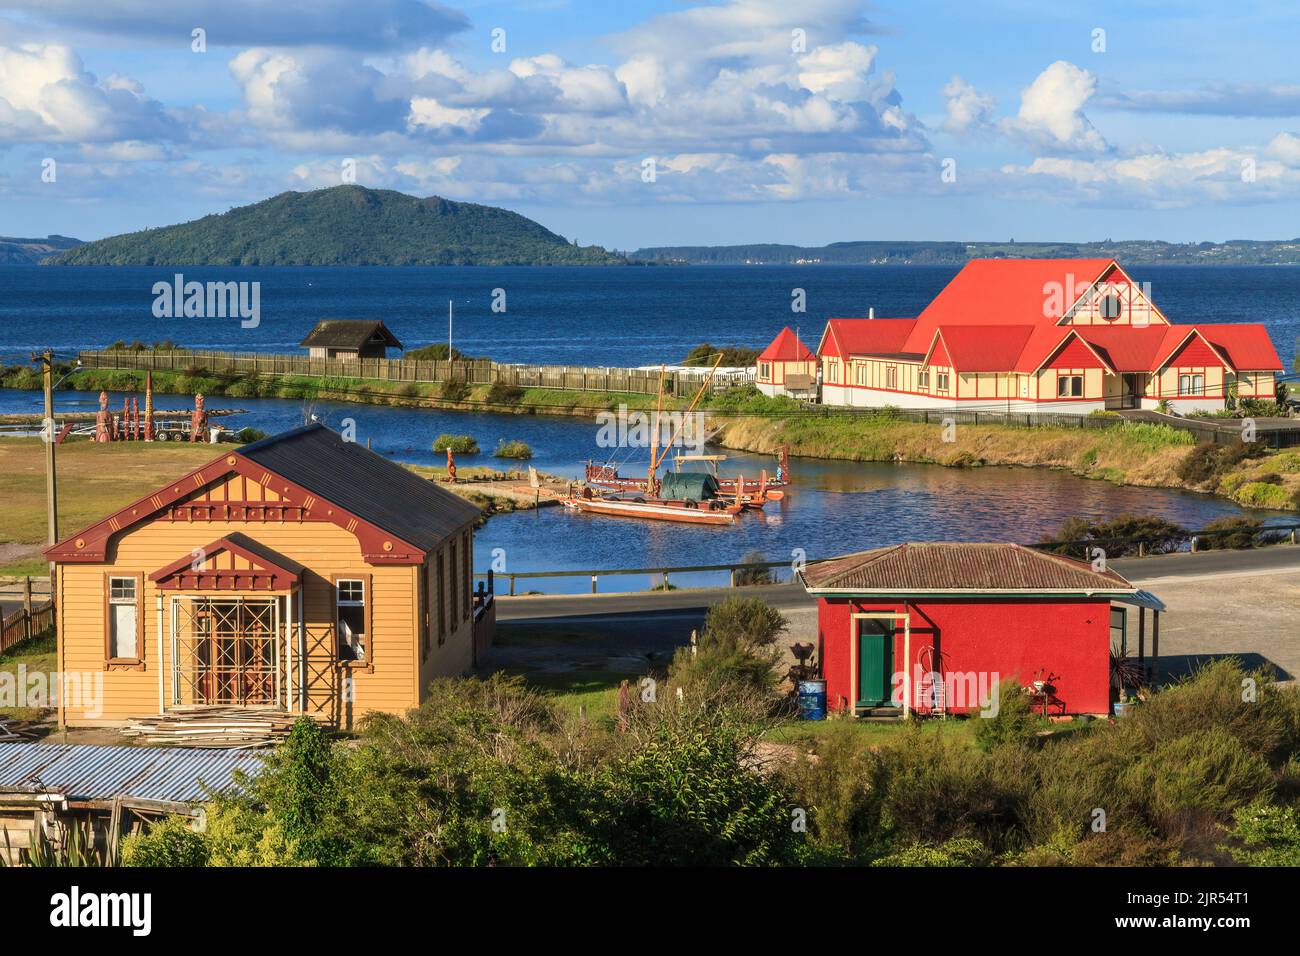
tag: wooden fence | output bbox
[0,578,53,653]
[77,349,752,399]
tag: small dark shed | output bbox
[300,319,404,360]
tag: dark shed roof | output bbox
[300,319,404,351]
[237,424,481,552]
[801,542,1134,593]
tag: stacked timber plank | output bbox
[121,707,303,749]
[0,719,34,742]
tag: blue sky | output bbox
[3,0,1300,248]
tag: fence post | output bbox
[509,575,516,597]
[23,576,32,640]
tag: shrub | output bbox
[1197,516,1266,550]
[1223,804,1300,866]
[871,837,991,867]
[781,722,889,862]
[732,549,773,586]
[681,343,760,367]
[438,379,470,403]
[406,343,474,361]
[1177,440,1269,486]
[667,597,788,699]
[1038,513,1188,557]
[485,383,525,405]
[121,816,209,867]
[493,439,532,459]
[973,679,1039,752]
[433,434,479,454]
[1125,727,1274,822]
[233,426,268,444]
[586,704,801,865]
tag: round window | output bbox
[1099,293,1123,321]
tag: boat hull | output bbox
[563,496,739,525]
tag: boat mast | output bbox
[652,354,722,476]
[647,365,664,493]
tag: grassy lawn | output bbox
[0,629,56,721]
[0,438,221,546]
[0,557,50,577]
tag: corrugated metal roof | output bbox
[239,424,482,551]
[801,542,1134,593]
[0,743,265,803]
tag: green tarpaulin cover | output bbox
[659,470,720,501]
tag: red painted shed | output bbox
[799,543,1164,717]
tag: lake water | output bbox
[1,387,1282,593]
[0,264,1297,369]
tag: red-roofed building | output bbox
[755,326,817,397]
[816,259,1283,414]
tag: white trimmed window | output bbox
[1178,373,1204,396]
[885,366,897,389]
[336,579,367,661]
[855,364,867,385]
[1057,375,1083,398]
[936,371,949,392]
[759,362,770,380]
[108,576,139,661]
[918,370,930,389]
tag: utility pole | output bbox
[33,350,58,549]
[448,299,453,360]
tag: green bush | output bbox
[233,427,268,444]
[1196,516,1268,550]
[1038,513,1188,556]
[438,379,470,403]
[973,679,1039,752]
[485,383,525,405]
[733,550,774,586]
[1223,804,1300,866]
[668,597,789,699]
[121,816,210,867]
[681,343,760,367]
[433,434,479,454]
[1176,440,1269,486]
[871,837,991,867]
[493,439,532,459]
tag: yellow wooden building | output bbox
[44,424,488,728]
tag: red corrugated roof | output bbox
[822,317,916,359]
[1186,324,1284,372]
[924,326,1035,372]
[801,542,1134,593]
[758,326,815,362]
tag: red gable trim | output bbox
[816,322,841,359]
[1057,261,1171,327]
[1030,330,1116,375]
[1156,328,1236,374]
[150,535,303,591]
[45,450,426,565]
[920,330,951,369]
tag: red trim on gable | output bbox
[150,535,303,591]
[45,450,426,565]
[1042,334,1112,372]
[1164,334,1228,369]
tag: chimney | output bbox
[868,307,875,319]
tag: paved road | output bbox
[496,544,1300,623]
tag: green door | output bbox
[857,619,894,708]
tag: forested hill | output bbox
[631,238,1300,265]
[50,186,625,266]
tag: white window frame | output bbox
[108,575,140,662]
[336,578,367,662]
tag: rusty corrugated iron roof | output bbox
[0,743,265,804]
[800,542,1133,593]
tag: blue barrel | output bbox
[798,680,827,720]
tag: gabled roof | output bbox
[921,326,1035,372]
[801,542,1134,594]
[46,424,481,564]
[300,319,404,351]
[150,533,304,591]
[237,425,481,551]
[917,258,1115,325]
[758,327,815,363]
[820,317,917,359]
